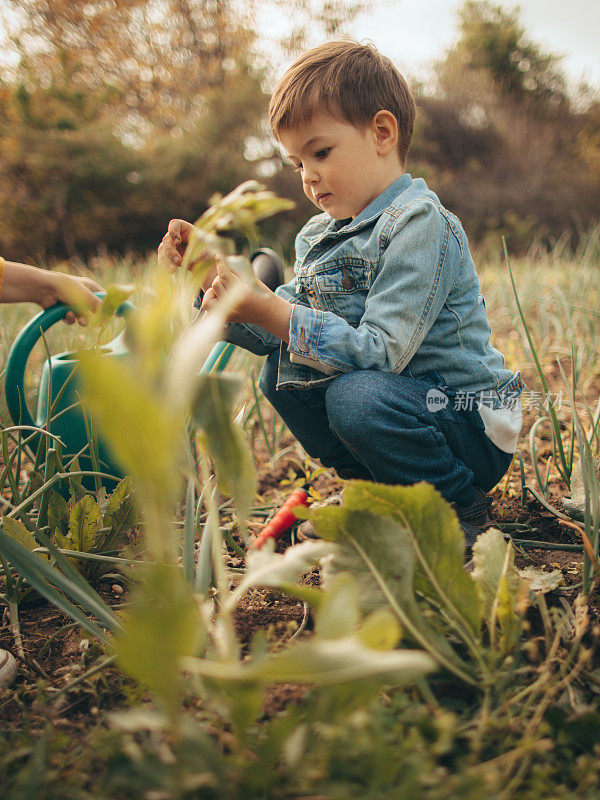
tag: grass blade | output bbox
[504,239,570,485]
[183,477,196,585]
[0,532,117,641]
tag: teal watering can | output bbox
[5,297,132,490]
[4,249,285,491]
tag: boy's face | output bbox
[279,111,402,220]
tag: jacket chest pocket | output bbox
[297,261,374,324]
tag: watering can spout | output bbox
[4,295,132,490]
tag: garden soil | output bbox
[1,383,599,732]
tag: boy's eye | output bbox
[292,163,303,173]
[315,148,330,159]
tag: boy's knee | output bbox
[326,370,424,445]
[325,372,378,441]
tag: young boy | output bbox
[159,40,522,542]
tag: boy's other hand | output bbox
[158,219,195,273]
[201,257,256,323]
[202,256,292,342]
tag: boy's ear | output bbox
[371,110,398,156]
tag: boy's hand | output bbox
[158,219,195,273]
[201,257,293,343]
[158,218,219,292]
[201,257,255,323]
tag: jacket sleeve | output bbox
[222,274,300,356]
[286,200,459,374]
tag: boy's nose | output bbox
[302,166,319,186]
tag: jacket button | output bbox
[342,274,354,289]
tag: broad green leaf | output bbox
[191,373,256,529]
[310,499,477,685]
[94,285,134,327]
[227,539,333,610]
[105,474,135,518]
[324,481,482,637]
[2,517,38,551]
[192,372,243,422]
[103,475,138,536]
[358,608,402,651]
[69,495,102,552]
[182,636,434,687]
[496,573,521,652]
[191,181,295,242]
[317,508,416,612]
[78,351,183,504]
[53,529,73,551]
[115,562,204,718]
[48,491,69,538]
[316,507,456,658]
[471,529,523,651]
[315,574,361,640]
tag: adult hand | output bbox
[0,260,103,326]
[43,272,103,326]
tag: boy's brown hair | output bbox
[269,40,416,164]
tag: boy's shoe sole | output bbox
[0,649,17,689]
[296,520,319,541]
[295,493,344,541]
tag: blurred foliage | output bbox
[410,1,600,253]
[0,0,598,263]
[3,0,257,136]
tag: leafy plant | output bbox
[300,481,565,691]
[48,475,138,577]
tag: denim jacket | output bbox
[224,173,521,401]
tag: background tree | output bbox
[0,0,597,261]
[410,1,600,250]
[0,80,143,260]
[0,0,366,261]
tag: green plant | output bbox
[47,475,138,579]
[504,240,573,489]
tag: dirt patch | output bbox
[262,682,310,717]
[232,587,307,646]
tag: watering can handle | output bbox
[4,293,130,430]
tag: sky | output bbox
[346,0,600,87]
[1,0,597,90]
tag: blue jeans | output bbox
[259,350,512,506]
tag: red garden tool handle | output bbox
[253,485,311,549]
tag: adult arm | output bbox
[0,258,102,324]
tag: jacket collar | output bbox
[320,173,414,237]
[351,173,413,226]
